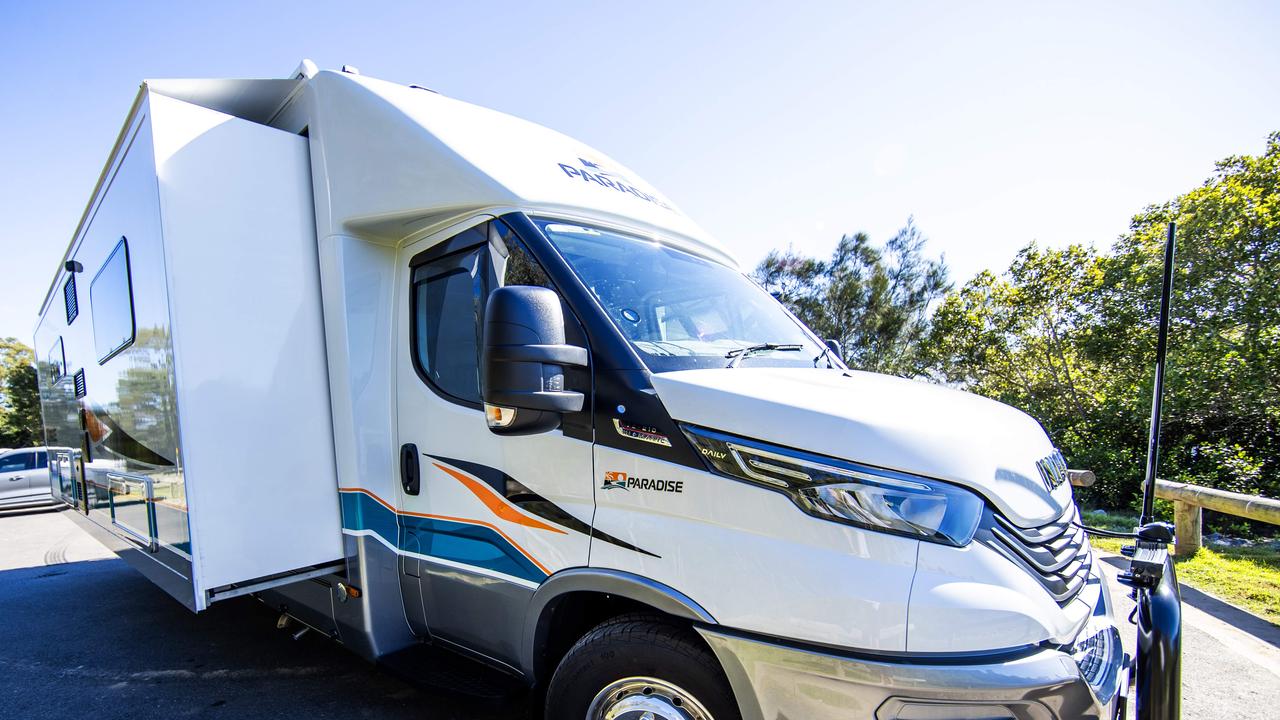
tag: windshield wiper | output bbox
[813,343,836,369]
[724,343,803,368]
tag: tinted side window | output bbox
[48,338,66,380]
[91,238,136,364]
[36,451,48,469]
[412,246,487,405]
[493,220,554,290]
[0,453,33,472]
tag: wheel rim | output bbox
[586,676,716,720]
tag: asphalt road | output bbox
[2,506,1278,719]
[0,506,529,720]
[1099,554,1280,718]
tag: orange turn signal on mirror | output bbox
[485,404,516,428]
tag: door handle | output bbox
[9,476,22,482]
[400,444,420,496]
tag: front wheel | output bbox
[545,614,740,720]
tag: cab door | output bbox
[393,216,594,668]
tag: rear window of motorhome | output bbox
[91,238,136,364]
[47,337,66,380]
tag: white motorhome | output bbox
[34,61,1127,719]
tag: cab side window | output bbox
[412,244,488,406]
[410,220,560,408]
[492,221,554,290]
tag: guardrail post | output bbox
[1067,469,1095,488]
[1173,500,1201,557]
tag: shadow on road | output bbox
[0,556,529,719]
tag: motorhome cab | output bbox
[34,61,1127,719]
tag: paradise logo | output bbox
[557,157,672,210]
[601,471,684,494]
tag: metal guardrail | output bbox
[1069,470,1280,556]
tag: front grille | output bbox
[979,504,1092,606]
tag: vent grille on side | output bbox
[979,504,1092,606]
[73,369,86,399]
[64,275,79,324]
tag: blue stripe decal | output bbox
[339,490,547,585]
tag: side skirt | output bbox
[60,505,198,610]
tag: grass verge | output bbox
[1081,510,1280,626]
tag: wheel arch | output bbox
[521,568,716,682]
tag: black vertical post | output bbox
[1123,221,1182,720]
[1141,222,1176,526]
[1136,558,1183,719]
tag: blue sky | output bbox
[2,1,1277,343]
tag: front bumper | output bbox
[698,628,1128,720]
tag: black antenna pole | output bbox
[1116,222,1183,720]
[1141,222,1177,526]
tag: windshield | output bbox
[536,219,828,373]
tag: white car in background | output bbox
[0,448,55,509]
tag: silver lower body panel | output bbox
[698,629,1126,720]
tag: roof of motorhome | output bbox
[39,61,738,316]
[304,70,732,260]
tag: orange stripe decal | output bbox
[337,486,555,576]
[340,486,397,513]
[433,463,566,535]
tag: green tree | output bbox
[924,245,1143,505]
[754,219,950,376]
[926,131,1280,510]
[1088,131,1280,500]
[0,338,42,448]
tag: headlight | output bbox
[681,425,984,546]
[1072,615,1122,691]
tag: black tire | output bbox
[544,613,741,720]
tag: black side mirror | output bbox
[824,338,843,362]
[482,286,588,435]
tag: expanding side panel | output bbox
[150,94,342,608]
